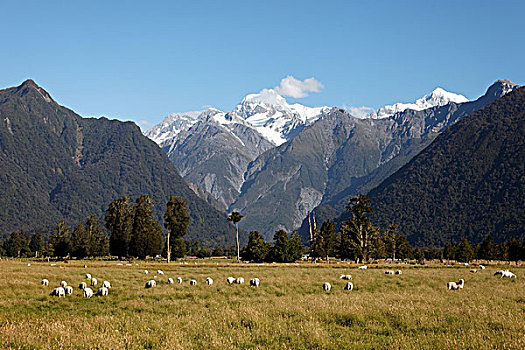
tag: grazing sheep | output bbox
[323,282,331,291]
[226,277,235,285]
[41,279,49,286]
[235,277,245,284]
[144,270,149,274]
[470,269,477,273]
[190,280,197,286]
[60,281,67,288]
[103,281,111,289]
[85,273,91,280]
[447,281,459,290]
[395,270,402,275]
[145,280,156,288]
[168,278,174,284]
[83,265,87,268]
[339,274,352,280]
[65,286,74,295]
[97,287,109,296]
[157,270,164,275]
[91,278,98,287]
[479,265,486,270]
[50,287,65,297]
[358,266,368,270]
[385,270,394,275]
[344,282,354,291]
[176,277,183,284]
[27,263,31,267]
[250,278,260,287]
[83,287,93,298]
[495,270,517,278]
[206,277,213,285]
[79,282,87,290]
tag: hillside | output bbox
[0,80,238,247]
[368,87,525,247]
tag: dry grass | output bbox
[0,260,524,349]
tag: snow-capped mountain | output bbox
[369,88,469,119]
[145,110,202,144]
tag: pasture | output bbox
[0,260,524,349]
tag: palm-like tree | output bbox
[227,211,244,263]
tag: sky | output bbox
[0,0,523,129]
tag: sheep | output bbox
[235,277,245,284]
[385,270,394,275]
[479,265,486,270]
[65,286,74,295]
[250,278,260,287]
[457,279,465,289]
[157,270,164,275]
[91,278,98,287]
[206,277,213,285]
[495,270,517,278]
[50,287,65,297]
[97,287,109,296]
[103,281,111,289]
[145,280,156,288]
[358,266,368,270]
[79,282,87,290]
[447,281,459,290]
[190,280,197,286]
[226,277,235,285]
[27,263,31,267]
[144,270,149,274]
[41,279,49,286]
[395,270,402,275]
[83,287,93,298]
[339,274,352,280]
[176,277,183,284]
[470,269,477,273]
[60,281,67,288]
[344,282,354,291]
[85,273,91,280]
[83,265,87,268]
[323,282,331,291]
[168,278,174,284]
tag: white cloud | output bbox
[274,75,324,98]
[344,105,375,119]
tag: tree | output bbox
[478,234,497,261]
[49,221,71,257]
[288,231,305,262]
[506,237,522,265]
[87,214,109,257]
[29,233,43,257]
[164,196,190,262]
[227,211,243,263]
[396,235,413,260]
[105,197,134,258]
[130,195,163,259]
[4,230,31,257]
[71,223,90,258]
[270,230,290,263]
[338,194,378,263]
[311,221,336,261]
[242,231,270,262]
[456,238,474,263]
[384,224,400,261]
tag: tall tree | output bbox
[242,231,271,263]
[105,197,134,258]
[456,238,474,263]
[49,221,71,257]
[311,221,336,261]
[288,231,305,263]
[384,224,400,261]
[4,230,31,257]
[507,237,522,265]
[270,229,291,263]
[71,223,90,258]
[130,195,163,259]
[338,194,378,263]
[478,234,498,261]
[164,196,191,262]
[29,232,43,257]
[87,214,109,257]
[227,211,243,263]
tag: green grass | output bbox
[0,260,524,349]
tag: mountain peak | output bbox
[15,79,55,104]
[20,79,38,88]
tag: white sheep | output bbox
[358,266,368,270]
[83,265,87,269]
[190,280,197,286]
[157,270,164,275]
[85,273,91,280]
[250,278,260,287]
[144,270,149,274]
[103,281,111,289]
[41,279,49,286]
[176,277,183,284]
[323,282,331,291]
[344,282,354,291]
[91,278,98,287]
[226,277,235,285]
[60,281,68,288]
[235,277,245,284]
[385,270,394,275]
[65,286,74,295]
[50,287,65,297]
[145,280,156,288]
[206,277,213,285]
[339,274,352,280]
[83,287,93,298]
[395,270,402,275]
[79,282,87,290]
[168,278,174,284]
[479,265,486,270]
[470,269,477,273]
[495,270,516,278]
[457,279,465,289]
[97,286,109,296]
[447,281,459,290]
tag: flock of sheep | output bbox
[143,270,260,289]
[43,272,111,298]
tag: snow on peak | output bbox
[144,109,211,144]
[370,88,468,119]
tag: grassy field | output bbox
[0,259,524,349]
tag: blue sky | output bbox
[1,1,523,128]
